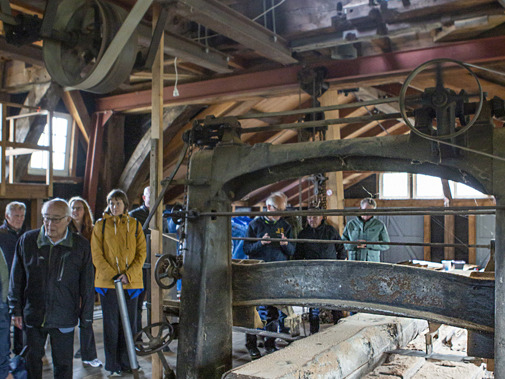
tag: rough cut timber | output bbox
[223,314,428,379]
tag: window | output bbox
[29,113,72,176]
[415,174,444,198]
[450,181,488,199]
[380,172,410,199]
[380,172,489,199]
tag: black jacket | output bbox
[243,217,295,262]
[129,205,149,229]
[8,228,95,329]
[129,204,169,235]
[0,221,26,272]
[294,221,346,260]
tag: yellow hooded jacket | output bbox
[91,213,146,289]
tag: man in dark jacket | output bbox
[9,199,95,379]
[0,201,27,354]
[243,192,295,358]
[295,211,346,333]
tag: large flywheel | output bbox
[43,0,138,94]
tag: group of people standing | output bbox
[243,193,390,360]
[0,186,390,375]
[0,186,152,378]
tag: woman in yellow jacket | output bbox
[91,189,146,376]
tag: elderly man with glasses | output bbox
[8,198,95,379]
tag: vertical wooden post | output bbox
[0,103,5,196]
[150,5,164,378]
[30,198,43,229]
[441,179,455,260]
[423,215,431,261]
[320,89,344,233]
[444,215,455,260]
[468,215,477,264]
[47,111,53,197]
[68,121,78,178]
[7,117,13,184]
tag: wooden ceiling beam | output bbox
[170,0,296,65]
[0,36,43,67]
[61,90,91,143]
[96,35,505,113]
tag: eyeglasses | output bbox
[42,215,68,224]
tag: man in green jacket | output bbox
[342,198,390,262]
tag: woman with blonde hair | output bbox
[91,189,146,376]
[68,196,103,368]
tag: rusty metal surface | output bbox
[232,260,494,333]
[175,104,504,378]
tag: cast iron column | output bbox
[176,183,232,378]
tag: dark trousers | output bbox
[79,322,98,361]
[100,289,138,372]
[246,305,280,350]
[12,322,24,355]
[25,326,74,379]
[309,308,345,334]
[136,268,149,334]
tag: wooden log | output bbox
[223,314,427,379]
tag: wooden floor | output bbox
[40,308,264,378]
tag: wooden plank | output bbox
[0,104,6,196]
[0,183,50,199]
[321,89,348,233]
[13,83,62,183]
[68,121,78,177]
[30,198,42,230]
[97,115,125,213]
[468,214,477,264]
[83,112,111,213]
[441,179,455,260]
[171,0,296,65]
[46,112,53,197]
[424,215,431,261]
[150,6,164,377]
[61,90,91,143]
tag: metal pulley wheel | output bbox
[154,254,180,289]
[134,321,174,356]
[43,0,137,93]
[399,58,484,140]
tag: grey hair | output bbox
[42,198,72,217]
[360,197,377,209]
[5,201,26,218]
[266,192,288,210]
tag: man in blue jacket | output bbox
[9,199,95,379]
[342,198,390,262]
[243,192,295,359]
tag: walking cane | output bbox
[115,278,140,379]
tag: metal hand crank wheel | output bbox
[154,254,179,290]
[134,322,174,356]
